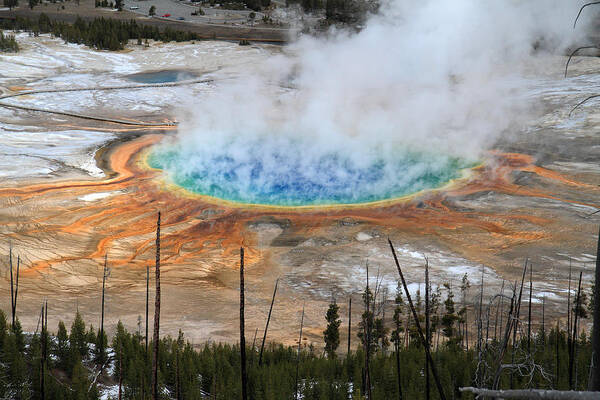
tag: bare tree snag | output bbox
[146,263,150,354]
[152,211,161,400]
[570,271,583,390]
[528,263,533,354]
[573,2,600,28]
[259,278,279,366]
[364,263,372,400]
[425,257,430,400]
[100,254,108,362]
[347,296,352,356]
[9,249,20,328]
[240,247,248,400]
[461,387,600,399]
[590,226,600,391]
[295,302,305,400]
[389,239,447,400]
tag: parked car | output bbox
[162,13,171,17]
[129,5,139,9]
[177,16,185,20]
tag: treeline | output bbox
[282,0,377,23]
[0,30,19,52]
[0,14,203,51]
[0,304,595,399]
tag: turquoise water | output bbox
[127,70,196,84]
[148,141,473,207]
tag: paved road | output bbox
[124,0,264,26]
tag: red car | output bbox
[162,13,171,17]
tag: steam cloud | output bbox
[155,0,589,205]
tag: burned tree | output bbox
[9,248,20,328]
[240,247,248,400]
[295,303,305,400]
[389,239,447,400]
[590,226,600,391]
[146,262,150,353]
[347,296,352,355]
[98,254,109,364]
[152,211,161,400]
[259,278,279,366]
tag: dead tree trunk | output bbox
[364,264,373,399]
[492,286,517,390]
[152,211,161,400]
[176,344,181,400]
[100,254,108,362]
[240,247,248,400]
[9,250,20,328]
[477,266,485,385]
[295,303,305,400]
[460,387,600,399]
[542,295,546,344]
[9,247,14,326]
[118,344,123,400]
[389,239,447,400]
[425,258,430,400]
[568,260,573,385]
[528,264,533,355]
[41,301,46,400]
[556,320,560,389]
[146,264,149,354]
[589,225,600,391]
[511,260,528,389]
[569,271,583,390]
[395,339,403,400]
[347,296,352,355]
[252,328,258,350]
[259,278,279,366]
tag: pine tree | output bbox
[323,302,341,358]
[0,309,7,354]
[3,328,29,399]
[70,311,88,359]
[391,283,404,346]
[441,283,459,346]
[458,274,470,348]
[12,318,25,353]
[357,286,376,356]
[55,321,69,371]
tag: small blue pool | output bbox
[127,70,197,84]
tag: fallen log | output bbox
[460,387,600,399]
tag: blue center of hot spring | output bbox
[147,140,473,206]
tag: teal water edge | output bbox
[147,140,475,207]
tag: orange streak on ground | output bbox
[3,136,599,279]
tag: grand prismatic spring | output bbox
[0,0,599,351]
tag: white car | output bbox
[129,6,139,9]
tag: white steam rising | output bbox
[158,0,589,205]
